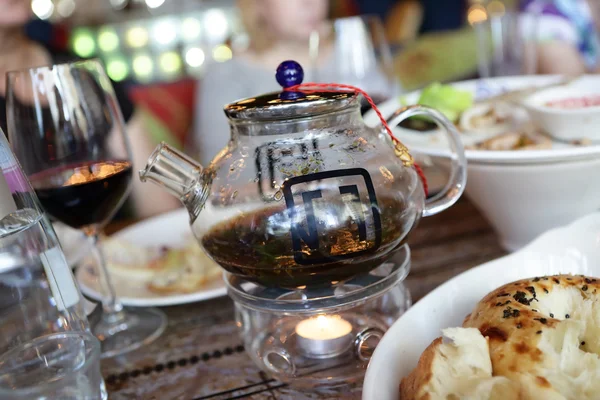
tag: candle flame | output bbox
[296,315,352,340]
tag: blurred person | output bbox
[190,0,392,166]
[0,0,179,219]
[384,1,424,44]
[521,0,599,74]
[351,0,464,35]
[419,0,466,33]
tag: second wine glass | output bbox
[312,15,400,112]
[6,59,167,358]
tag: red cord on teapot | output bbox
[283,82,429,197]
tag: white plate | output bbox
[365,75,600,164]
[363,212,600,400]
[76,208,226,307]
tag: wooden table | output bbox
[100,198,507,399]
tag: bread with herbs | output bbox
[400,274,600,400]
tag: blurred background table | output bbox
[99,197,506,399]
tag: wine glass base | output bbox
[93,308,167,359]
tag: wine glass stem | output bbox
[89,234,125,319]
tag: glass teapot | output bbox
[140,61,466,288]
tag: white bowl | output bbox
[363,212,600,400]
[465,156,600,252]
[523,80,600,142]
[365,75,600,164]
[365,74,600,252]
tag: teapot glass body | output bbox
[141,97,466,288]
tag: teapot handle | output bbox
[386,105,467,217]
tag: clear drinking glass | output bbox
[0,128,104,397]
[0,332,105,400]
[312,15,400,110]
[6,59,166,358]
[473,7,539,77]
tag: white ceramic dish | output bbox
[365,75,600,164]
[76,208,226,307]
[466,156,600,251]
[523,82,600,143]
[362,212,600,400]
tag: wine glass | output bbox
[313,15,450,197]
[6,59,167,358]
[311,15,401,112]
[472,7,539,78]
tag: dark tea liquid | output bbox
[201,197,409,287]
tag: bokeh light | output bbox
[56,0,76,17]
[106,58,129,82]
[132,54,154,79]
[487,0,506,17]
[468,4,488,25]
[212,45,232,62]
[159,52,182,74]
[204,9,229,41]
[110,0,128,10]
[153,21,177,46]
[98,29,120,53]
[185,47,205,68]
[182,17,202,41]
[72,29,96,58]
[145,0,165,9]
[31,0,54,20]
[126,27,149,48]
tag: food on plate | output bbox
[465,128,552,151]
[545,95,600,109]
[147,242,222,294]
[399,328,516,400]
[401,274,600,400]
[103,239,165,280]
[395,78,600,152]
[415,82,474,123]
[101,238,221,295]
[400,82,543,148]
[458,103,513,136]
[398,82,475,132]
[523,86,600,142]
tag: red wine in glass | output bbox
[7,60,166,359]
[29,160,132,229]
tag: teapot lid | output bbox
[224,60,359,122]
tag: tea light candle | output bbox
[295,315,353,358]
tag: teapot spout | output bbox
[139,142,208,219]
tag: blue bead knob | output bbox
[276,60,304,88]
